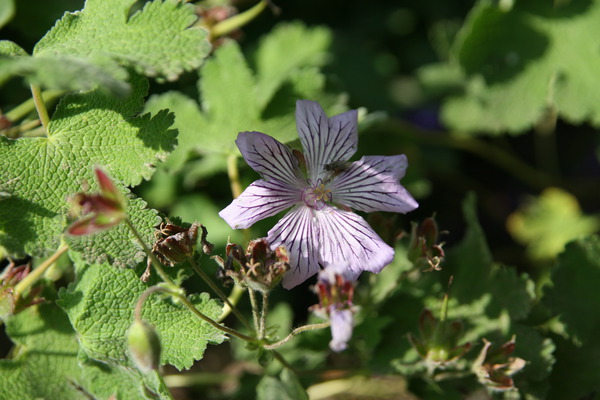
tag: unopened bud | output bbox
[128,319,161,373]
[407,216,446,272]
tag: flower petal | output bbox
[295,100,358,182]
[236,131,305,187]
[268,205,321,289]
[315,206,394,279]
[329,308,353,352]
[219,180,300,229]
[329,155,418,213]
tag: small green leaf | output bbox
[0,74,175,265]
[257,370,308,400]
[58,253,226,371]
[441,0,600,134]
[254,22,331,109]
[0,0,14,29]
[543,235,600,344]
[0,40,26,56]
[507,187,600,260]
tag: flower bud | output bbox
[215,238,290,292]
[127,319,161,373]
[407,216,445,272]
[67,167,126,236]
[408,308,471,370]
[472,336,525,391]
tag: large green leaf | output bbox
[440,0,600,134]
[58,253,226,371]
[0,0,209,93]
[0,75,174,265]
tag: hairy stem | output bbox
[226,154,243,199]
[259,291,269,339]
[210,1,269,39]
[263,321,331,349]
[189,258,254,332]
[124,218,175,287]
[13,244,69,298]
[30,84,51,135]
[135,285,255,342]
[248,288,260,333]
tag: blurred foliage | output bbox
[1,0,599,399]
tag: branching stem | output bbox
[124,218,175,287]
[263,321,331,349]
[188,257,254,332]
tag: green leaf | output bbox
[257,369,308,400]
[144,22,346,173]
[58,253,226,371]
[34,0,210,82]
[0,302,172,400]
[543,235,600,344]
[0,0,14,29]
[507,187,600,260]
[0,40,27,56]
[441,0,600,134]
[0,54,130,95]
[0,303,84,400]
[0,75,175,265]
[254,21,331,109]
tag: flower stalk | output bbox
[13,244,69,298]
[30,84,51,135]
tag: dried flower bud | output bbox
[472,336,526,391]
[214,238,290,292]
[0,261,44,321]
[67,167,126,236]
[127,319,161,373]
[407,216,446,272]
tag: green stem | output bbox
[137,285,256,342]
[218,285,245,322]
[30,84,51,135]
[188,258,254,332]
[259,291,269,339]
[248,288,260,333]
[173,291,256,342]
[271,350,297,373]
[124,218,175,287]
[378,119,558,189]
[4,119,41,139]
[13,244,69,298]
[6,90,63,123]
[210,1,269,39]
[263,321,331,349]
[226,154,243,199]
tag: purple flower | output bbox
[219,100,418,288]
[311,262,357,352]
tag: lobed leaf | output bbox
[58,252,226,371]
[0,74,175,265]
[144,22,346,175]
[440,0,600,134]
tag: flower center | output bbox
[302,179,332,210]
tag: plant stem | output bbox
[263,321,331,349]
[271,350,297,373]
[13,244,69,298]
[248,288,260,333]
[124,218,175,287]
[188,258,253,332]
[259,291,269,339]
[210,1,269,39]
[378,119,558,190]
[30,84,51,135]
[173,290,256,342]
[136,285,256,342]
[218,285,245,322]
[6,90,63,123]
[226,154,243,199]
